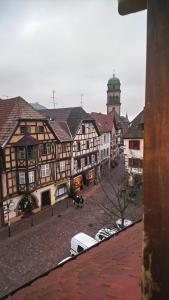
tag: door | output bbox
[41,190,51,207]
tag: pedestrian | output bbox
[79,196,84,208]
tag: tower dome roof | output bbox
[107,74,120,85]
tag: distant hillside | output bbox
[30,102,47,110]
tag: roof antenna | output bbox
[51,90,57,108]
[113,69,116,78]
[80,93,84,108]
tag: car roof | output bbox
[72,233,97,247]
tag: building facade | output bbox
[41,107,100,190]
[0,97,72,225]
[123,110,144,174]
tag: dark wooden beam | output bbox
[143,1,169,298]
[118,0,147,15]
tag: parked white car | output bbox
[70,233,98,256]
[116,219,132,229]
[95,227,118,242]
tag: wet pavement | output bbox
[0,158,143,298]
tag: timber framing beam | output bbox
[118,0,147,15]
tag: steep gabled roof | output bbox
[41,107,99,137]
[0,97,46,147]
[108,109,129,135]
[90,112,113,134]
[49,121,72,142]
[124,109,144,139]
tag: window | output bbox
[86,140,89,149]
[29,171,35,183]
[38,126,44,133]
[85,156,87,166]
[129,140,140,150]
[60,161,65,172]
[18,147,26,159]
[93,138,97,147]
[56,185,68,197]
[91,154,95,164]
[128,158,143,169]
[40,143,51,155]
[27,146,35,159]
[81,158,85,168]
[104,135,106,144]
[77,159,81,169]
[82,124,85,134]
[20,126,27,135]
[77,245,84,253]
[41,164,50,177]
[62,143,67,152]
[77,141,81,151]
[19,172,25,184]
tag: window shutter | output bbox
[129,140,132,149]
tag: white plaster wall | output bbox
[124,138,144,174]
[99,133,111,166]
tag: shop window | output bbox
[19,172,25,184]
[128,158,143,168]
[56,185,68,197]
[129,140,140,150]
[29,171,35,183]
[41,164,50,177]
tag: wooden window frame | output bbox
[129,140,140,150]
[19,172,25,184]
[41,164,50,177]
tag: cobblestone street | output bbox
[0,158,143,298]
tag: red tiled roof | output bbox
[0,97,46,147]
[91,112,113,133]
[9,222,142,300]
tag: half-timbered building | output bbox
[90,112,113,175]
[0,97,72,225]
[41,107,100,190]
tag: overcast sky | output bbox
[0,0,147,120]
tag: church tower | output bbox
[106,74,121,115]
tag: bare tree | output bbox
[97,170,140,228]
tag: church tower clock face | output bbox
[106,74,121,116]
